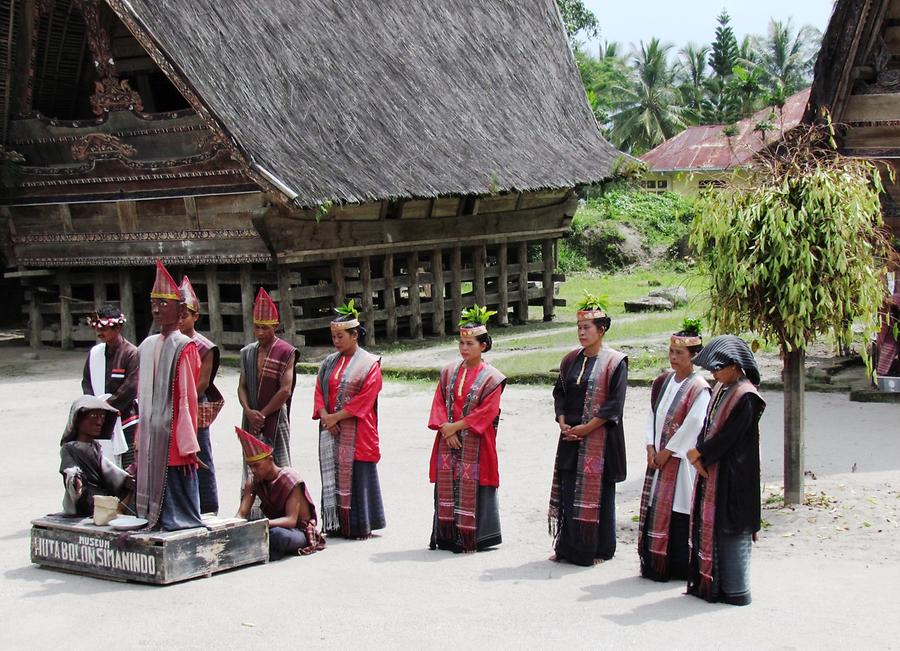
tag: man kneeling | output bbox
[60,396,134,516]
[235,426,325,560]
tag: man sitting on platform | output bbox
[235,426,325,560]
[60,395,134,517]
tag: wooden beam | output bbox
[119,269,136,344]
[276,264,297,346]
[332,257,346,306]
[497,242,509,326]
[239,264,254,344]
[383,254,397,343]
[360,255,376,346]
[516,241,529,323]
[407,252,422,339]
[431,248,445,337]
[450,246,462,329]
[28,284,43,349]
[204,265,224,346]
[473,244,486,307]
[93,269,107,310]
[542,240,555,321]
[843,93,900,123]
[59,272,73,350]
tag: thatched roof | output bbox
[114,0,620,206]
[641,89,810,172]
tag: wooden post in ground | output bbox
[28,283,43,349]
[542,239,555,321]
[450,246,462,327]
[407,252,423,339]
[497,242,509,326]
[239,264,254,343]
[204,265,224,345]
[473,244,486,307]
[332,257,346,306]
[783,347,806,505]
[360,255,376,346]
[383,254,398,343]
[431,248,445,336]
[516,241,529,323]
[93,270,107,310]
[59,271,73,349]
[119,269,136,344]
[276,264,297,345]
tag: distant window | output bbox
[657,180,668,189]
[639,180,666,194]
[698,179,725,189]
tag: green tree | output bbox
[704,10,741,123]
[691,121,892,505]
[677,42,710,124]
[753,19,822,95]
[609,39,686,154]
[575,46,630,129]
[556,0,599,43]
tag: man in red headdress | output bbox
[178,275,224,514]
[238,288,297,467]
[134,260,203,531]
[236,426,324,560]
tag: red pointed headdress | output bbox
[235,426,273,463]
[150,259,181,300]
[253,287,279,326]
[180,275,200,313]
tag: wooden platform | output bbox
[30,514,268,585]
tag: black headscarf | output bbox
[60,395,119,445]
[692,335,761,386]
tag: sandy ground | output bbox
[1,347,899,650]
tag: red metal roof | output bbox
[640,88,811,172]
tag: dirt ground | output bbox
[1,346,898,650]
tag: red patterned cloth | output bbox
[253,287,279,325]
[150,259,180,300]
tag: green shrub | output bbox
[557,240,589,273]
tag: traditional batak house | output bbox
[807,0,900,242]
[639,88,811,197]
[0,0,621,348]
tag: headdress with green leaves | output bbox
[672,316,703,347]
[575,290,609,319]
[458,304,496,336]
[331,298,361,329]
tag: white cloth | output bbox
[643,375,710,514]
[89,343,129,461]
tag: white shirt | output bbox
[644,375,710,514]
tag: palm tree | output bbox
[753,19,822,95]
[678,42,710,124]
[609,39,686,154]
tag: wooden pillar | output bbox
[204,265,224,345]
[239,264,254,343]
[497,242,509,326]
[450,246,462,327]
[407,252,422,339]
[473,244,486,307]
[783,347,806,505]
[383,254,397,343]
[119,269,136,344]
[332,257,346,306]
[431,248,445,336]
[28,284,43,349]
[360,255,376,346]
[59,272,73,349]
[276,264,297,346]
[516,241,529,323]
[542,239,555,321]
[92,270,107,310]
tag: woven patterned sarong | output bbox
[638,371,708,580]
[688,378,760,601]
[317,348,380,535]
[435,361,505,553]
[548,347,625,548]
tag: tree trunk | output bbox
[783,346,806,505]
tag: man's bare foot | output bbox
[593,558,605,566]
[548,553,560,562]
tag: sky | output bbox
[579,1,835,54]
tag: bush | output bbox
[557,240,589,273]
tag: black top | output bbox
[696,392,765,535]
[552,350,628,483]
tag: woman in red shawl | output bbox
[427,305,506,553]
